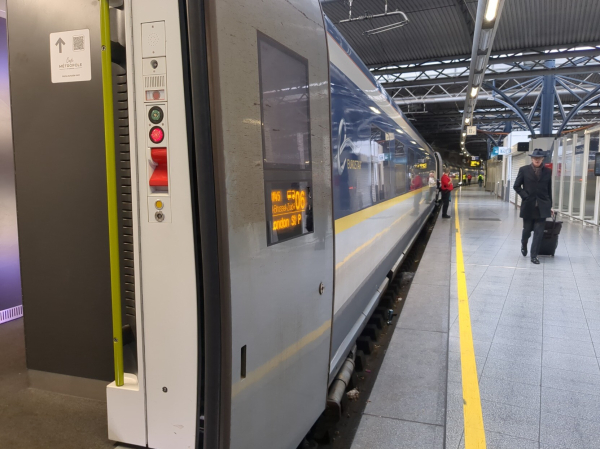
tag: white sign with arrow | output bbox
[49,29,91,83]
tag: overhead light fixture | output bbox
[475,56,486,72]
[479,28,492,51]
[465,118,470,124]
[462,132,466,136]
[369,106,381,114]
[485,0,500,21]
[473,72,484,86]
[396,128,404,134]
[471,87,479,98]
[410,140,417,144]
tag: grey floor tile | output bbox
[397,287,449,333]
[588,328,600,352]
[543,324,592,342]
[587,318,600,330]
[493,334,543,350]
[494,323,543,341]
[481,400,540,441]
[351,415,444,449]
[542,386,600,422]
[542,351,600,375]
[363,329,447,425]
[540,411,600,449]
[487,341,542,365]
[498,315,543,330]
[541,367,600,396]
[458,431,539,449]
[543,335,597,357]
[482,357,541,386]
[543,317,588,330]
[479,376,541,410]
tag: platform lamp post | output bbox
[460,0,506,158]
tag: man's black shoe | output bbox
[442,215,451,219]
[531,257,540,264]
[521,244,528,257]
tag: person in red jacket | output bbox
[440,167,454,218]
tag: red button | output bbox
[149,126,164,144]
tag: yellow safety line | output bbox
[335,186,428,234]
[454,198,486,448]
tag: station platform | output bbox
[351,187,600,449]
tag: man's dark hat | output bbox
[529,148,546,158]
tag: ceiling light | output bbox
[479,28,492,51]
[485,0,500,21]
[410,140,417,144]
[462,132,466,136]
[471,87,479,98]
[369,106,381,114]
[396,128,404,134]
[475,56,486,72]
[465,118,470,124]
[473,72,484,86]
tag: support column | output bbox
[540,60,556,136]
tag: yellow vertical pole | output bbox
[100,0,124,387]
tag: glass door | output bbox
[561,137,573,214]
[572,134,585,218]
[585,131,599,223]
[553,139,562,210]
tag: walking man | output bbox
[478,173,483,188]
[513,148,553,264]
[440,167,453,218]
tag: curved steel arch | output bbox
[483,82,537,136]
[556,85,600,135]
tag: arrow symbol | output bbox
[55,38,66,53]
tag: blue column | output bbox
[540,60,555,136]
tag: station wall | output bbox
[7,0,114,381]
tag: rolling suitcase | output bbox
[538,215,562,256]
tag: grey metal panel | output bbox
[0,17,21,314]
[205,1,334,448]
[7,0,113,380]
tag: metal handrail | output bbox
[100,0,124,387]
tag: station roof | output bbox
[322,0,600,162]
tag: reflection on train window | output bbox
[258,33,311,170]
[394,139,408,196]
[409,147,430,191]
[258,33,313,246]
[370,125,391,202]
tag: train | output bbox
[100,1,444,449]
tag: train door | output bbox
[200,1,334,449]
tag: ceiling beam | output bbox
[372,49,600,77]
[394,87,595,104]
[383,64,600,89]
[368,41,600,70]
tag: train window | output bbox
[370,126,391,202]
[394,139,408,196]
[258,33,311,170]
[258,33,313,245]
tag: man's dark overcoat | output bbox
[513,164,553,219]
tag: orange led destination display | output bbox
[266,181,312,245]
